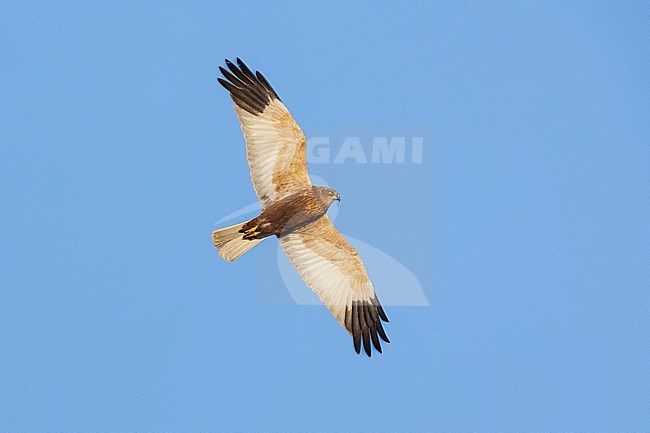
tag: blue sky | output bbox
[1,2,649,432]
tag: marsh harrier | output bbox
[212,59,389,356]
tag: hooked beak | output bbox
[335,194,341,202]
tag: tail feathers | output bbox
[212,221,263,262]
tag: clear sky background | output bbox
[1,2,649,432]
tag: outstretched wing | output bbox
[279,216,390,357]
[218,58,311,208]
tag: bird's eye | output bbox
[328,191,334,196]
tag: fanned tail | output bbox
[212,221,263,262]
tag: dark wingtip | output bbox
[218,58,279,115]
[348,299,390,357]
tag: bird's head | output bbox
[314,186,341,207]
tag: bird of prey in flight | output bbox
[212,58,389,357]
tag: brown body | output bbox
[240,186,340,240]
